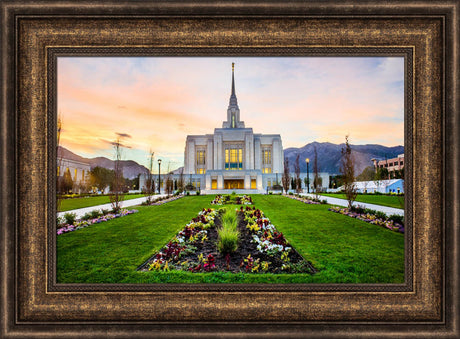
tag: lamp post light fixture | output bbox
[305,158,310,193]
[158,159,162,194]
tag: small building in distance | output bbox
[371,154,404,178]
[339,179,404,194]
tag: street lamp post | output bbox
[305,158,310,193]
[158,159,162,194]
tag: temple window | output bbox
[225,146,243,170]
[196,150,205,165]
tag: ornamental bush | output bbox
[217,208,239,255]
[217,227,239,255]
[63,212,77,225]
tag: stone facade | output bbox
[58,158,90,185]
[183,63,283,194]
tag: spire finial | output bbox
[231,62,236,97]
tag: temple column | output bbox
[206,139,213,170]
[244,174,251,189]
[217,175,224,189]
[254,138,261,170]
[188,140,195,174]
[257,174,263,190]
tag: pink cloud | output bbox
[57,57,404,167]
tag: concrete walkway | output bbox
[300,193,404,216]
[57,195,168,219]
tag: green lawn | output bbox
[58,194,145,212]
[252,195,404,283]
[57,195,405,284]
[319,193,405,209]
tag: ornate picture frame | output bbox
[1,1,458,338]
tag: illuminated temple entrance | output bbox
[224,179,244,189]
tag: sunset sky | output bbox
[57,57,404,171]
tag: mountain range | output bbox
[283,142,404,175]
[59,141,404,178]
[58,146,149,179]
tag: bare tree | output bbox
[144,150,155,204]
[340,135,358,209]
[178,167,185,192]
[56,114,63,212]
[164,163,174,196]
[313,146,321,199]
[281,157,290,194]
[294,154,301,193]
[109,137,125,213]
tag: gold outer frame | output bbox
[1,2,458,338]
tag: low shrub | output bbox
[56,216,65,227]
[196,191,200,196]
[376,211,387,220]
[364,208,378,215]
[63,212,77,225]
[388,214,404,225]
[81,209,102,221]
[90,210,102,218]
[351,205,366,214]
[80,212,92,221]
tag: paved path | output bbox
[57,195,168,219]
[300,193,404,216]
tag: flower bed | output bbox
[285,194,327,205]
[139,205,316,274]
[140,208,219,272]
[57,209,138,235]
[142,194,183,206]
[241,206,315,273]
[328,206,404,233]
[211,194,253,205]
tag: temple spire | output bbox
[231,62,235,96]
[223,62,244,128]
[229,62,238,107]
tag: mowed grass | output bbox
[319,193,405,209]
[252,195,405,283]
[57,195,405,284]
[59,194,145,212]
[57,195,214,283]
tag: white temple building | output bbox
[184,63,283,194]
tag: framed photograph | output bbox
[1,1,458,338]
[53,55,407,288]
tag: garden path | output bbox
[57,195,168,219]
[300,193,404,216]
